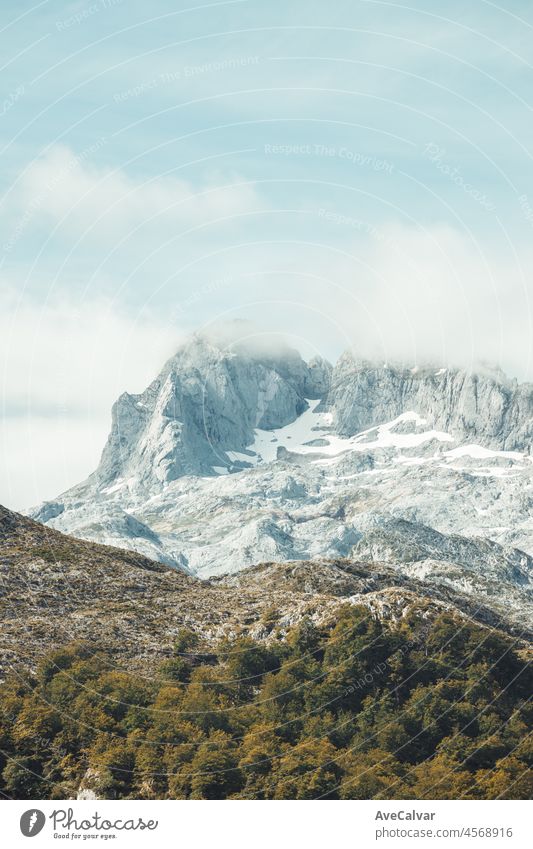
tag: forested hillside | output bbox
[1,606,531,800]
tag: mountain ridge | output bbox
[44,330,533,503]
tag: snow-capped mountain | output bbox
[31,326,533,626]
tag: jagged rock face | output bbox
[328,353,533,452]
[92,334,332,493]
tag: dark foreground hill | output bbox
[1,504,531,800]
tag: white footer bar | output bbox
[3,799,531,848]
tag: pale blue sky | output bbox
[2,0,533,507]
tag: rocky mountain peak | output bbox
[78,330,533,502]
[87,329,333,495]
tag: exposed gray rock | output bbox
[86,332,332,494]
[327,353,533,452]
[353,517,533,587]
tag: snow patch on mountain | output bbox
[230,407,455,469]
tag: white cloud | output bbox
[0,289,181,509]
[1,417,105,514]
[339,223,533,379]
[13,144,261,242]
[188,222,533,381]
